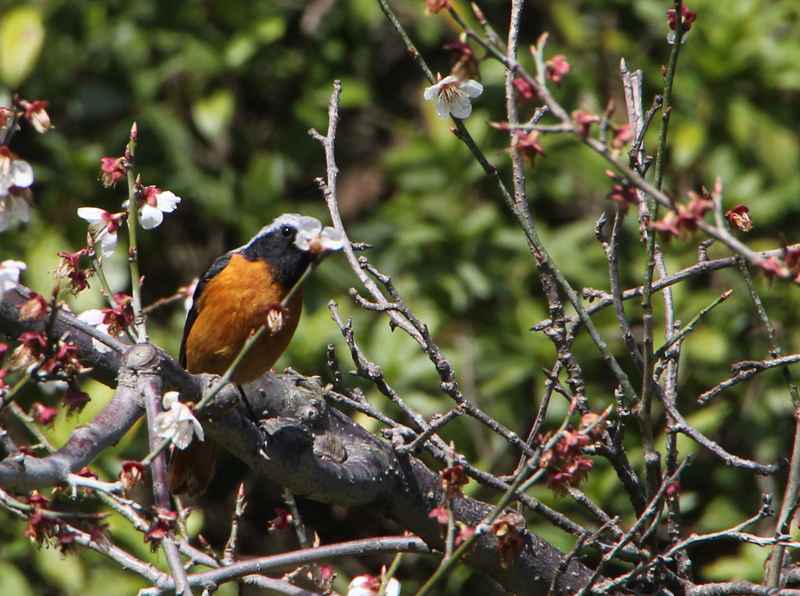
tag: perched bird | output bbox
[168,214,344,496]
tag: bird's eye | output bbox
[280,225,293,237]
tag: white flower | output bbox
[76,309,114,354]
[137,187,181,230]
[294,216,346,253]
[348,575,401,596]
[77,207,121,258]
[0,147,34,197]
[0,188,32,232]
[155,391,204,450]
[0,259,26,301]
[423,75,484,120]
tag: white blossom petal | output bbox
[77,309,105,326]
[294,216,324,251]
[77,207,108,222]
[423,85,440,101]
[10,196,30,222]
[447,94,473,119]
[11,160,34,188]
[0,208,11,232]
[384,578,401,596]
[155,190,181,213]
[461,79,484,98]
[156,391,204,449]
[100,230,118,258]
[162,391,180,409]
[77,310,116,353]
[139,204,164,229]
[319,227,346,251]
[0,259,26,301]
[347,576,401,596]
[434,97,452,119]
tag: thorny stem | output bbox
[653,290,732,361]
[377,552,404,596]
[223,484,246,566]
[638,0,687,503]
[737,252,800,585]
[413,462,535,596]
[124,125,147,343]
[87,250,120,311]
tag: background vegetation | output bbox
[2,0,800,594]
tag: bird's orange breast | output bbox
[183,253,303,384]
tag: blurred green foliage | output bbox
[1,0,800,593]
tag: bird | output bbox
[167,213,343,496]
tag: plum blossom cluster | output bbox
[54,248,94,296]
[7,324,91,416]
[667,3,697,44]
[0,146,34,232]
[143,507,178,551]
[428,462,478,548]
[76,293,134,353]
[606,170,641,215]
[24,490,107,554]
[539,413,603,495]
[0,98,53,232]
[77,128,182,267]
[348,573,401,596]
[667,3,697,32]
[651,189,714,241]
[760,245,800,284]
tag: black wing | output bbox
[178,252,233,369]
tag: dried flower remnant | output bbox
[545,55,571,85]
[19,291,47,321]
[667,3,697,44]
[62,382,91,416]
[144,508,177,551]
[513,77,538,103]
[607,185,640,215]
[611,124,633,149]
[444,38,480,82]
[424,0,451,15]
[572,110,600,137]
[514,132,547,164]
[30,402,57,427]
[667,4,697,31]
[99,156,127,188]
[759,256,785,283]
[268,507,293,531]
[725,204,752,231]
[21,100,53,134]
[490,513,525,567]
[120,461,147,491]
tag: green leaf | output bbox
[192,89,235,142]
[0,6,44,87]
